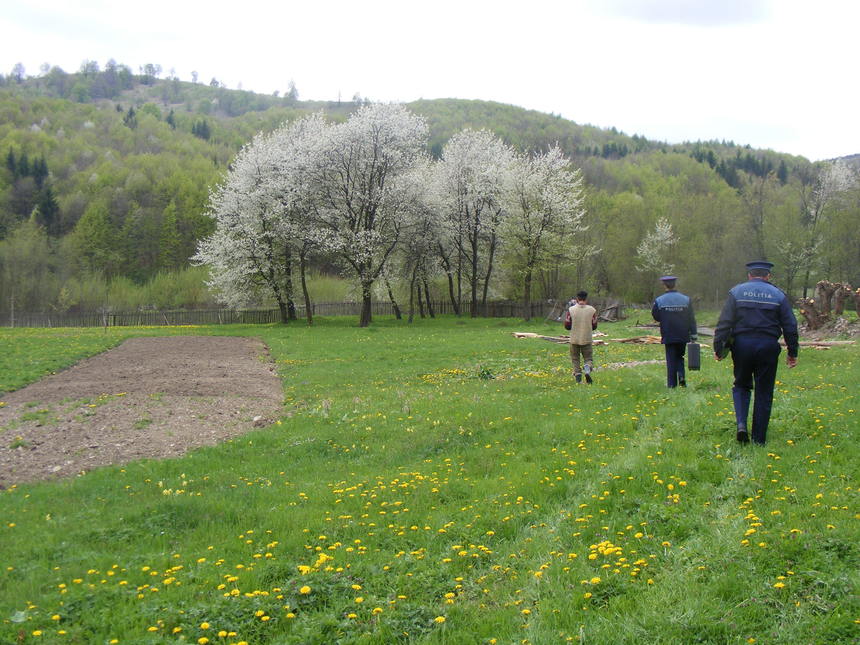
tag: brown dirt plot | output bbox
[0,336,283,487]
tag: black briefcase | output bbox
[687,342,701,371]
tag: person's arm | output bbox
[713,295,735,360]
[689,299,698,341]
[779,297,799,366]
[651,300,660,322]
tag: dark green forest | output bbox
[1,61,858,317]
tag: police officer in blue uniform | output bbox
[714,261,799,444]
[652,275,697,388]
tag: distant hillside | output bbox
[1,63,856,316]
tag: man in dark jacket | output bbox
[714,261,799,445]
[652,275,697,388]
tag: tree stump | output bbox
[833,283,852,316]
[797,297,828,330]
[814,281,837,318]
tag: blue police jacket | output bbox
[714,278,799,357]
[652,290,697,344]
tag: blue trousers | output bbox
[730,335,781,444]
[664,343,686,387]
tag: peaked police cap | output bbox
[745,261,774,272]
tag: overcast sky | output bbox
[2,0,856,161]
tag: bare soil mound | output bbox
[0,336,283,487]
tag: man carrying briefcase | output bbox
[652,275,698,388]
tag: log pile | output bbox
[511,332,607,345]
[796,280,858,330]
[611,335,662,344]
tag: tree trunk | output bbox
[854,288,860,317]
[359,281,373,327]
[522,265,534,322]
[470,235,479,318]
[815,281,836,318]
[276,298,289,324]
[417,279,425,318]
[833,283,851,316]
[438,245,460,315]
[796,297,827,330]
[284,247,297,321]
[407,263,418,324]
[384,275,402,320]
[801,265,813,299]
[482,232,498,317]
[423,278,435,318]
[299,248,313,326]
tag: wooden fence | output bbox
[1,299,622,329]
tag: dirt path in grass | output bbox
[0,336,283,488]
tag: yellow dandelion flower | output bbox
[299,585,311,594]
[434,616,446,624]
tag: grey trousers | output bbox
[570,343,593,375]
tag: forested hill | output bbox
[1,65,857,316]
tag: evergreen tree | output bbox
[17,151,30,177]
[35,186,61,236]
[777,160,788,184]
[123,106,137,129]
[191,119,210,140]
[32,155,49,188]
[5,147,16,178]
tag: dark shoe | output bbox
[575,373,582,384]
[585,373,593,384]
[679,379,686,388]
[736,428,750,443]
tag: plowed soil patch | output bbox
[0,336,283,487]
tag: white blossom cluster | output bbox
[193,104,590,324]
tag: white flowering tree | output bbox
[796,160,855,296]
[308,103,429,327]
[391,158,444,321]
[434,129,514,317]
[502,145,587,319]
[192,114,327,323]
[635,217,677,298]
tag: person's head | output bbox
[576,290,588,303]
[660,275,677,290]
[746,261,774,280]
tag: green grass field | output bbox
[0,316,857,644]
